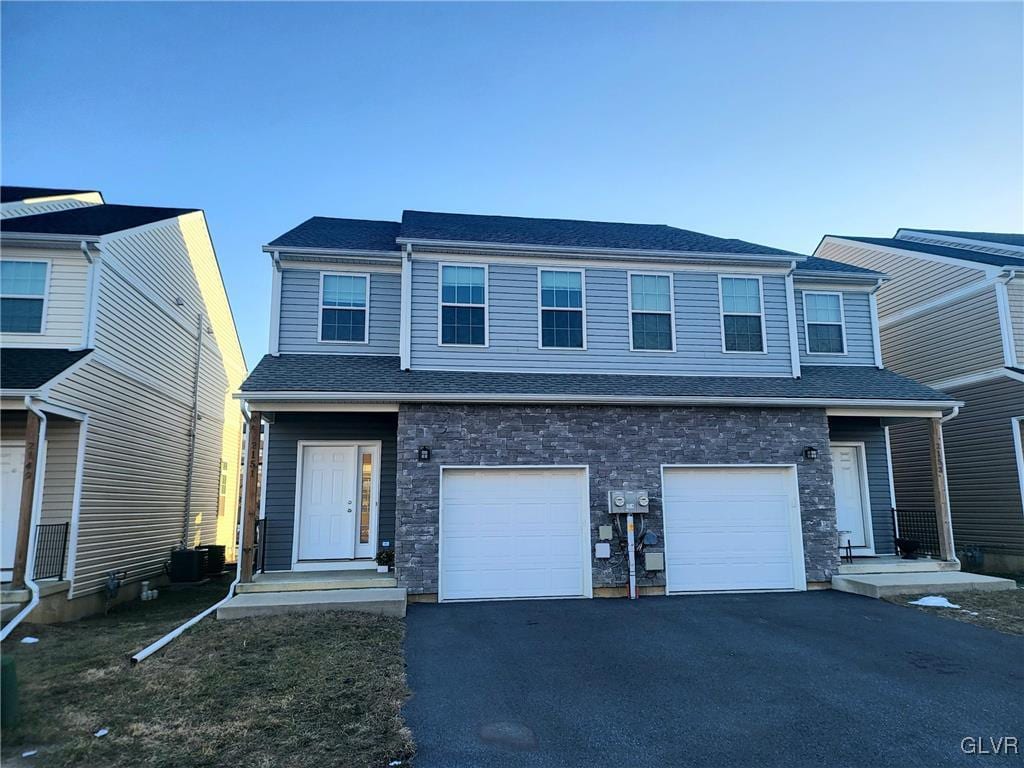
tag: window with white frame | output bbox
[720,276,765,352]
[440,264,486,346]
[320,273,368,343]
[539,269,585,349]
[629,273,674,351]
[804,292,846,354]
[0,260,48,333]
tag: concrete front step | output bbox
[1,603,24,622]
[236,571,396,594]
[832,572,1018,599]
[217,587,407,620]
[836,558,959,575]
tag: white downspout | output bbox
[869,279,884,369]
[937,406,960,565]
[0,398,49,641]
[996,269,1018,369]
[131,401,251,664]
[399,243,412,371]
[76,241,99,351]
[784,262,800,379]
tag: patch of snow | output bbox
[20,636,38,644]
[389,762,402,767]
[909,595,960,609]
[94,728,109,738]
[21,750,37,757]
[962,610,979,616]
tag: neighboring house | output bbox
[0,186,247,621]
[233,210,958,605]
[816,229,1024,572]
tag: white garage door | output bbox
[663,466,805,593]
[440,467,591,601]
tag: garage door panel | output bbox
[441,468,589,601]
[664,467,804,593]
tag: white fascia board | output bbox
[397,236,802,265]
[792,278,882,291]
[0,233,98,248]
[236,390,961,410]
[261,244,402,260]
[818,236,1001,279]
[896,229,1024,257]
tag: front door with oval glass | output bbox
[296,442,379,563]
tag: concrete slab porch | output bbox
[217,587,407,619]
[831,571,1017,599]
[236,569,396,593]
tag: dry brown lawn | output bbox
[1,580,413,768]
[884,584,1024,636]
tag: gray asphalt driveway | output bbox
[404,591,1022,768]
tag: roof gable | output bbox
[832,235,1024,269]
[0,186,100,203]
[0,204,198,237]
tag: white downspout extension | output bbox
[869,279,884,369]
[399,243,412,371]
[0,398,49,641]
[995,270,1018,369]
[784,263,801,379]
[938,406,960,565]
[131,402,251,664]
[268,251,282,357]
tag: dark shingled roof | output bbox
[904,229,1024,248]
[1,348,92,390]
[0,204,198,237]
[268,217,401,251]
[241,354,954,404]
[836,236,1024,268]
[1,186,98,204]
[400,210,799,256]
[795,256,881,276]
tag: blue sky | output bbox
[3,1,1022,367]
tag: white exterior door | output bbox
[439,467,590,601]
[663,466,805,593]
[297,445,358,561]
[1,442,26,581]
[832,444,872,551]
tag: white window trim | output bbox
[0,257,51,335]
[318,271,370,344]
[627,270,676,353]
[437,262,489,348]
[802,290,848,356]
[719,274,767,354]
[536,267,587,350]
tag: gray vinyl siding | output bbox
[278,268,400,354]
[262,412,398,571]
[795,289,876,367]
[879,287,1004,384]
[827,417,895,554]
[409,260,792,375]
[1008,279,1024,364]
[814,238,988,319]
[941,377,1024,557]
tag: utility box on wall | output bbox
[644,552,665,571]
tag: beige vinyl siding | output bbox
[879,287,1004,384]
[39,417,80,526]
[1008,278,1024,364]
[942,377,1024,557]
[0,193,103,220]
[0,246,89,348]
[814,239,988,319]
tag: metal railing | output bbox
[254,518,268,575]
[892,507,941,559]
[33,522,69,580]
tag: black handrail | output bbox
[34,522,69,580]
[254,518,268,575]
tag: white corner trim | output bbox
[62,414,90,599]
[268,252,282,356]
[399,245,412,369]
[883,425,897,513]
[995,277,1018,368]
[869,291,884,368]
[1011,416,1024,517]
[784,270,801,378]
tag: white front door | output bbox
[832,443,872,551]
[662,466,805,593]
[1,442,26,581]
[297,445,358,561]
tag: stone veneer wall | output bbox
[396,404,839,595]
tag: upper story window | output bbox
[320,273,369,343]
[629,272,674,351]
[0,260,48,334]
[804,291,846,354]
[720,276,765,353]
[440,264,487,346]
[539,269,585,349]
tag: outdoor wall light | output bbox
[418,446,432,462]
[803,446,819,461]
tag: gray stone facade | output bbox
[396,404,839,595]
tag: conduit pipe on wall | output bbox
[0,398,49,641]
[131,403,251,664]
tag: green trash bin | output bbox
[1,654,17,728]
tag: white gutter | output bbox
[399,243,412,370]
[0,398,48,641]
[784,263,801,379]
[131,402,252,664]
[940,406,960,424]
